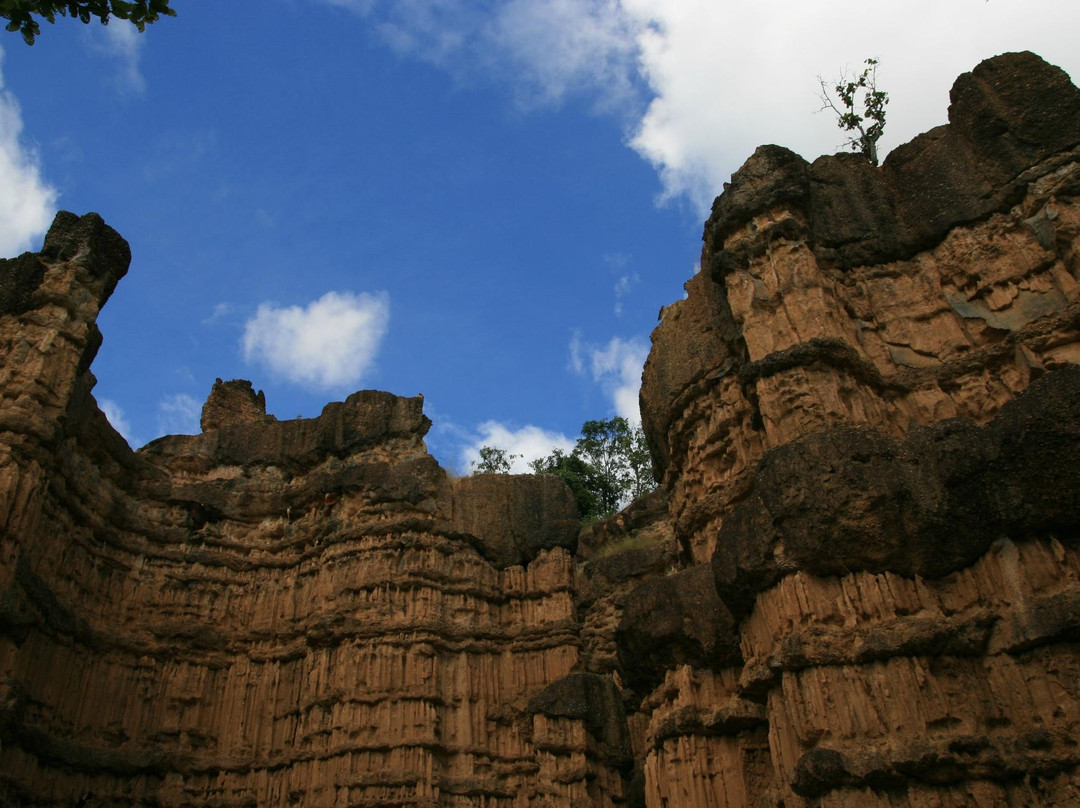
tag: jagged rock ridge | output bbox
[1,51,1079,807]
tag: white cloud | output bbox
[0,46,59,256]
[318,0,644,110]
[241,291,390,391]
[570,333,649,424]
[487,0,642,110]
[85,22,146,94]
[100,398,138,445]
[461,421,575,474]
[317,0,1080,214]
[202,302,233,325]
[613,271,640,316]
[624,0,1080,212]
[157,393,201,436]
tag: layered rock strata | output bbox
[0,215,624,806]
[1,50,1079,808]
[634,51,1080,806]
[642,50,1080,566]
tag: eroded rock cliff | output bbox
[0,215,615,806]
[635,50,1080,807]
[1,51,1079,808]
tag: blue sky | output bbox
[2,1,1078,473]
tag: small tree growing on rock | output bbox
[471,445,519,475]
[819,57,889,166]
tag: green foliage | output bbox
[532,417,656,521]
[819,58,889,166]
[470,445,519,475]
[472,417,656,520]
[1,0,175,45]
[530,448,617,521]
[592,531,666,560]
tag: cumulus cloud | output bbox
[241,291,390,391]
[157,393,201,436]
[99,398,137,445]
[316,0,1080,213]
[460,421,575,475]
[0,46,59,256]
[570,333,649,424]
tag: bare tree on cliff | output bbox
[1,0,174,45]
[819,58,889,166]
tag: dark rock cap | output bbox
[712,365,1080,619]
[42,211,131,303]
[702,51,1080,271]
[450,474,579,568]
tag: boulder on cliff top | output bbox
[200,378,275,432]
[450,474,580,568]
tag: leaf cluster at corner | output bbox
[1,0,175,45]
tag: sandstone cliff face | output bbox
[634,50,1080,807]
[2,51,1080,808]
[642,51,1080,567]
[0,215,621,806]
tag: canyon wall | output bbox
[636,50,1080,806]
[0,51,1078,807]
[0,215,627,805]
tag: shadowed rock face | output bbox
[713,365,1080,619]
[616,564,740,696]
[4,52,1080,808]
[528,672,633,771]
[642,50,1080,566]
[0,212,620,806]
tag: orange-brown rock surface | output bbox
[0,214,617,806]
[633,50,1080,807]
[2,51,1080,808]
